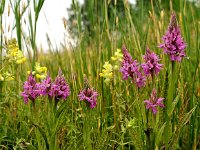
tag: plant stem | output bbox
[167,61,175,112]
[151,72,155,89]
[83,108,92,150]
[165,61,175,148]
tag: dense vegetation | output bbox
[0,0,199,149]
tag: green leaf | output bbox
[169,106,197,149]
[167,94,180,116]
[180,106,197,126]
[0,0,6,14]
[55,101,68,119]
[33,124,49,150]
[155,122,166,147]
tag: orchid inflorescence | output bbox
[159,12,186,62]
[120,45,163,88]
[120,45,146,88]
[144,88,164,114]
[21,69,70,104]
[141,48,163,77]
[78,76,98,109]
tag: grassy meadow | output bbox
[0,0,199,149]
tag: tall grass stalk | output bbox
[28,0,45,69]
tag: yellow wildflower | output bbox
[27,71,31,75]
[6,38,26,64]
[35,63,47,74]
[6,39,18,55]
[36,74,46,80]
[111,49,123,62]
[111,49,123,70]
[27,62,47,79]
[16,51,26,64]
[99,61,113,84]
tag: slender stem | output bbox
[0,14,2,58]
[167,61,175,112]
[111,81,117,131]
[54,97,59,112]
[151,72,155,89]
[31,100,37,120]
[34,17,37,61]
[0,14,2,97]
[83,108,92,150]
[165,61,175,149]
[145,128,151,150]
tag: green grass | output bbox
[0,0,199,149]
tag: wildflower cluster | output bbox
[99,48,123,84]
[0,38,26,82]
[159,12,186,62]
[5,38,26,64]
[48,70,70,100]
[120,45,146,88]
[22,71,99,109]
[99,62,113,84]
[28,62,47,80]
[20,12,186,114]
[21,69,70,104]
[144,88,164,114]
[78,77,98,108]
[21,73,41,104]
[111,49,123,70]
[141,48,163,77]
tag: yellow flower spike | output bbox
[16,51,26,64]
[111,56,117,61]
[33,62,47,79]
[100,49,123,84]
[103,62,112,71]
[41,67,47,73]
[40,74,47,80]
[110,48,123,72]
[99,73,103,77]
[6,38,26,64]
[35,63,47,73]
[112,49,123,62]
[36,74,41,79]
[108,72,113,78]
[99,61,113,84]
[111,49,123,63]
[16,57,26,64]
[35,63,41,71]
[36,74,46,80]
[35,67,42,73]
